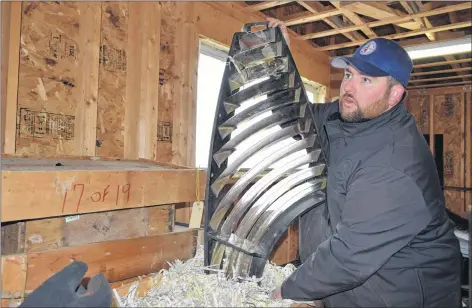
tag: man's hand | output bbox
[271,286,283,300]
[20,261,112,307]
[266,18,290,46]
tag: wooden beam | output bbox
[1,254,27,299]
[124,3,161,160]
[297,1,361,42]
[411,67,471,77]
[1,159,206,222]
[408,85,472,96]
[414,58,471,69]
[75,3,101,156]
[331,1,377,38]
[466,91,471,213]
[407,80,472,89]
[284,7,344,26]
[299,2,471,40]
[316,20,472,51]
[25,229,198,294]
[2,2,22,154]
[241,1,294,13]
[400,1,435,41]
[409,74,472,84]
[346,2,422,31]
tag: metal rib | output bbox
[218,87,301,139]
[237,29,276,52]
[209,135,317,231]
[248,192,326,278]
[234,179,326,277]
[232,41,284,71]
[223,72,295,111]
[213,105,299,167]
[221,167,325,270]
[228,57,289,92]
[210,158,325,266]
[211,124,300,196]
[218,89,301,141]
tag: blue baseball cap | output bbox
[331,38,413,88]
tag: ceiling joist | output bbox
[247,1,471,89]
[316,20,472,51]
[298,2,470,40]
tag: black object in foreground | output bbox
[20,261,112,308]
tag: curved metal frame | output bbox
[203,21,328,278]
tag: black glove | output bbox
[20,261,112,307]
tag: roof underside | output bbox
[243,1,472,89]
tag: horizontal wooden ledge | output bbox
[23,229,199,294]
[1,167,207,222]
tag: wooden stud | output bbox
[429,94,435,156]
[75,3,101,156]
[124,3,160,160]
[466,91,471,213]
[2,2,21,154]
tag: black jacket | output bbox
[281,100,462,307]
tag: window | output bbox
[195,42,326,169]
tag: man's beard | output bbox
[339,92,390,123]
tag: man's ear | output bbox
[388,84,405,107]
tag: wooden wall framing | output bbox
[406,85,472,217]
[2,1,330,162]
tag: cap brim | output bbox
[331,56,389,78]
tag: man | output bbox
[267,18,462,307]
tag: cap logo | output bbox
[360,41,376,56]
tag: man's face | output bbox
[339,65,394,123]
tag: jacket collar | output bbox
[325,100,407,138]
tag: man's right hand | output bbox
[266,18,290,46]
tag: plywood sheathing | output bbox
[96,2,128,158]
[434,92,466,216]
[406,85,471,218]
[15,2,99,156]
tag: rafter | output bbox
[331,1,377,38]
[411,67,471,77]
[315,20,472,51]
[414,58,472,69]
[413,1,470,82]
[298,2,471,40]
[409,74,472,83]
[407,80,471,89]
[241,1,295,13]
[284,6,344,26]
[297,1,362,42]
[400,2,435,41]
[345,2,422,31]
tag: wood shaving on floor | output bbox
[115,245,300,307]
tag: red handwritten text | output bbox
[62,183,131,213]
